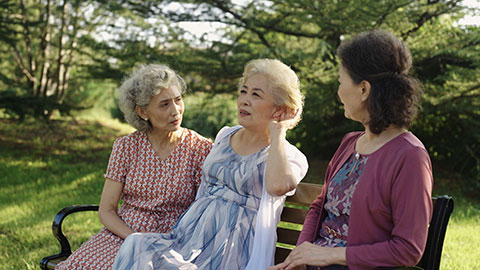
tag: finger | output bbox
[268,261,288,270]
[285,259,305,270]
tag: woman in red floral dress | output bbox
[55,64,213,270]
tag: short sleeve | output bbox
[285,142,309,196]
[104,136,134,183]
[213,126,234,146]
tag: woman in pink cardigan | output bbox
[270,30,433,270]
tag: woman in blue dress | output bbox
[112,58,309,270]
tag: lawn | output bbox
[0,117,478,269]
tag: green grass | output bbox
[0,117,478,269]
[0,117,132,269]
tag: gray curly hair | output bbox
[117,64,187,132]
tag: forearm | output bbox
[265,131,297,196]
[99,209,134,239]
[98,179,134,239]
[298,195,325,244]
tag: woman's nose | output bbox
[172,103,181,115]
[240,95,250,106]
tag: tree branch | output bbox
[401,1,461,39]
[19,0,34,75]
[38,0,51,98]
[9,42,37,86]
[435,84,480,107]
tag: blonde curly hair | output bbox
[238,59,304,129]
[117,64,186,132]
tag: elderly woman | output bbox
[270,30,433,270]
[55,64,213,270]
[112,58,309,270]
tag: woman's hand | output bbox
[269,108,299,139]
[268,262,306,270]
[268,242,347,270]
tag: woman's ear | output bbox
[136,105,148,120]
[272,106,286,121]
[360,80,371,102]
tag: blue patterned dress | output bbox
[112,126,291,270]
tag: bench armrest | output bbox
[40,205,99,270]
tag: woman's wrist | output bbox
[331,247,347,266]
[269,129,287,143]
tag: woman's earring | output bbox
[144,118,148,121]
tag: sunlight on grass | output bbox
[441,221,480,269]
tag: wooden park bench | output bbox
[40,182,453,270]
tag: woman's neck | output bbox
[231,127,270,156]
[148,128,183,149]
[357,125,407,155]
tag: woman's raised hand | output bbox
[269,108,299,138]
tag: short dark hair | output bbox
[337,29,422,134]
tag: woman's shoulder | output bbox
[214,125,242,144]
[374,132,430,164]
[183,128,213,147]
[398,132,426,150]
[381,132,427,154]
[342,131,364,144]
[330,131,363,154]
[114,130,145,146]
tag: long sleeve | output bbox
[297,186,326,245]
[346,146,433,269]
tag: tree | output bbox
[0,0,106,119]
[121,0,479,186]
[0,0,165,120]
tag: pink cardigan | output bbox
[297,132,433,269]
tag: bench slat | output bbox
[280,207,309,224]
[276,227,301,245]
[274,246,292,265]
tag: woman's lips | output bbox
[239,109,250,116]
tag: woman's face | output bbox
[142,84,184,133]
[237,73,278,130]
[337,65,367,122]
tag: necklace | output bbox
[347,152,361,177]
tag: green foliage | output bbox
[130,0,479,189]
[408,22,480,188]
[182,92,238,139]
[0,90,75,121]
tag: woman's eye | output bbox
[240,89,247,94]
